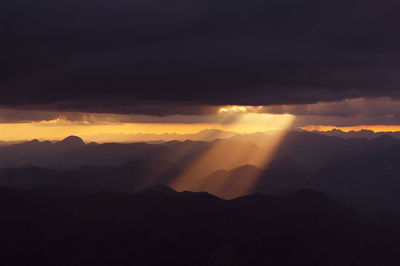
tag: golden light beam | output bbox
[209,113,295,198]
[170,111,295,198]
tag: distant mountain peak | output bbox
[330,129,344,133]
[141,185,178,196]
[360,129,375,133]
[58,136,85,145]
[231,164,260,173]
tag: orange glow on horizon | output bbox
[0,109,296,198]
[0,113,295,142]
[301,125,400,133]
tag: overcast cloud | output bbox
[2,0,400,114]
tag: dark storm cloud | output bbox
[262,98,400,118]
[2,0,400,114]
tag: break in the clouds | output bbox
[2,98,400,127]
[2,0,400,114]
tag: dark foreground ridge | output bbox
[1,186,399,266]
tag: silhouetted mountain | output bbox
[313,129,400,140]
[193,155,311,199]
[0,136,88,169]
[1,187,399,266]
[201,164,262,198]
[196,144,400,212]
[2,131,400,171]
[0,159,180,194]
[141,184,179,196]
[3,131,400,213]
[0,138,208,169]
[273,130,400,170]
[252,146,400,212]
[310,146,400,212]
[57,135,85,146]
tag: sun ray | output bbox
[170,109,295,198]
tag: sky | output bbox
[2,0,400,142]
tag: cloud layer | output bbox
[3,0,400,114]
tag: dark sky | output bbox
[2,0,400,114]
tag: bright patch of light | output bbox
[218,105,263,114]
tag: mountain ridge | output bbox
[1,185,399,266]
